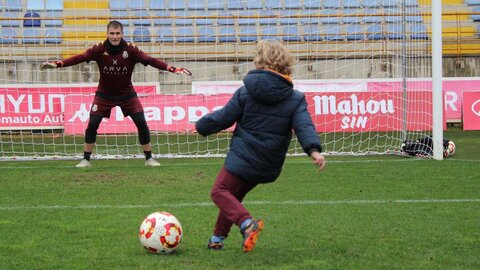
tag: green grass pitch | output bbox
[0,128,479,269]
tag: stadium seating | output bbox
[258,10,277,25]
[284,0,302,9]
[176,27,195,42]
[132,27,151,43]
[128,0,145,10]
[44,28,63,43]
[410,24,428,39]
[153,11,173,26]
[111,10,130,26]
[1,12,22,27]
[344,0,364,8]
[465,0,480,4]
[346,24,366,40]
[206,0,224,10]
[237,11,257,25]
[23,12,41,27]
[0,28,18,44]
[282,25,301,41]
[364,0,381,8]
[174,10,194,26]
[245,0,263,10]
[321,9,341,24]
[471,7,480,21]
[239,26,257,42]
[265,0,282,10]
[188,0,205,10]
[5,0,22,11]
[366,24,384,40]
[382,0,398,8]
[300,10,321,25]
[169,0,187,10]
[132,11,151,26]
[278,10,300,25]
[386,24,405,39]
[343,9,363,24]
[198,26,216,42]
[44,10,63,27]
[363,8,383,23]
[217,11,235,25]
[260,27,280,40]
[303,0,322,9]
[195,10,216,25]
[323,0,342,9]
[325,25,344,41]
[109,0,127,10]
[45,0,63,11]
[226,0,243,10]
[156,28,174,43]
[22,28,40,44]
[150,0,167,10]
[303,25,323,41]
[218,26,236,42]
[27,0,45,11]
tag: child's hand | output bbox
[310,152,326,172]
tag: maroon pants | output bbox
[210,166,257,238]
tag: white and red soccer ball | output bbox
[139,211,183,254]
[444,140,456,157]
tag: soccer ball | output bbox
[139,211,183,254]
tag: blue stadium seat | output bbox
[218,26,236,42]
[265,0,282,9]
[226,0,243,10]
[174,11,194,26]
[304,0,322,9]
[405,0,418,7]
[387,24,405,39]
[132,11,151,26]
[46,0,63,10]
[27,0,45,11]
[45,28,63,43]
[44,10,63,27]
[110,0,127,10]
[321,9,341,24]
[206,0,224,10]
[364,0,381,8]
[406,8,422,23]
[238,11,257,25]
[169,0,187,10]
[284,0,302,9]
[385,8,402,23]
[123,29,133,42]
[217,11,235,25]
[363,8,382,23]
[187,0,205,10]
[260,27,280,40]
[153,11,173,26]
[239,26,258,42]
[128,0,145,10]
[1,28,18,44]
[176,27,195,42]
[344,0,364,8]
[258,10,277,25]
[323,0,342,9]
[245,0,263,10]
[346,24,366,40]
[195,10,216,25]
[300,10,321,25]
[150,0,167,10]
[465,0,480,4]
[279,10,300,25]
[303,25,322,41]
[198,26,216,42]
[156,28,174,43]
[282,25,301,41]
[132,27,151,43]
[342,9,363,24]
[325,25,344,41]
[1,12,21,27]
[366,24,384,40]
[381,0,397,8]
[472,7,480,21]
[24,12,41,27]
[111,10,130,26]
[410,24,428,39]
[6,0,22,11]
[22,28,41,44]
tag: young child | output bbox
[195,40,326,252]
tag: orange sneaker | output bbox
[241,219,264,252]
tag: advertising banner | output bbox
[0,83,158,130]
[64,92,433,134]
[462,91,480,130]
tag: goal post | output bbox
[0,0,443,160]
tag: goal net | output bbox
[0,0,439,160]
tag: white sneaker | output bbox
[145,158,161,167]
[75,159,91,168]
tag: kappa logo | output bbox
[91,104,98,112]
[471,99,480,117]
[123,51,128,59]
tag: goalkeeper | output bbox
[196,40,326,252]
[40,20,192,168]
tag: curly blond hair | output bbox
[253,40,295,76]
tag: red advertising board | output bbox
[0,84,157,129]
[63,92,433,134]
[462,91,480,130]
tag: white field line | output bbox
[1,198,479,211]
[3,158,479,170]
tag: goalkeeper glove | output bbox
[40,61,63,70]
[168,66,192,76]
